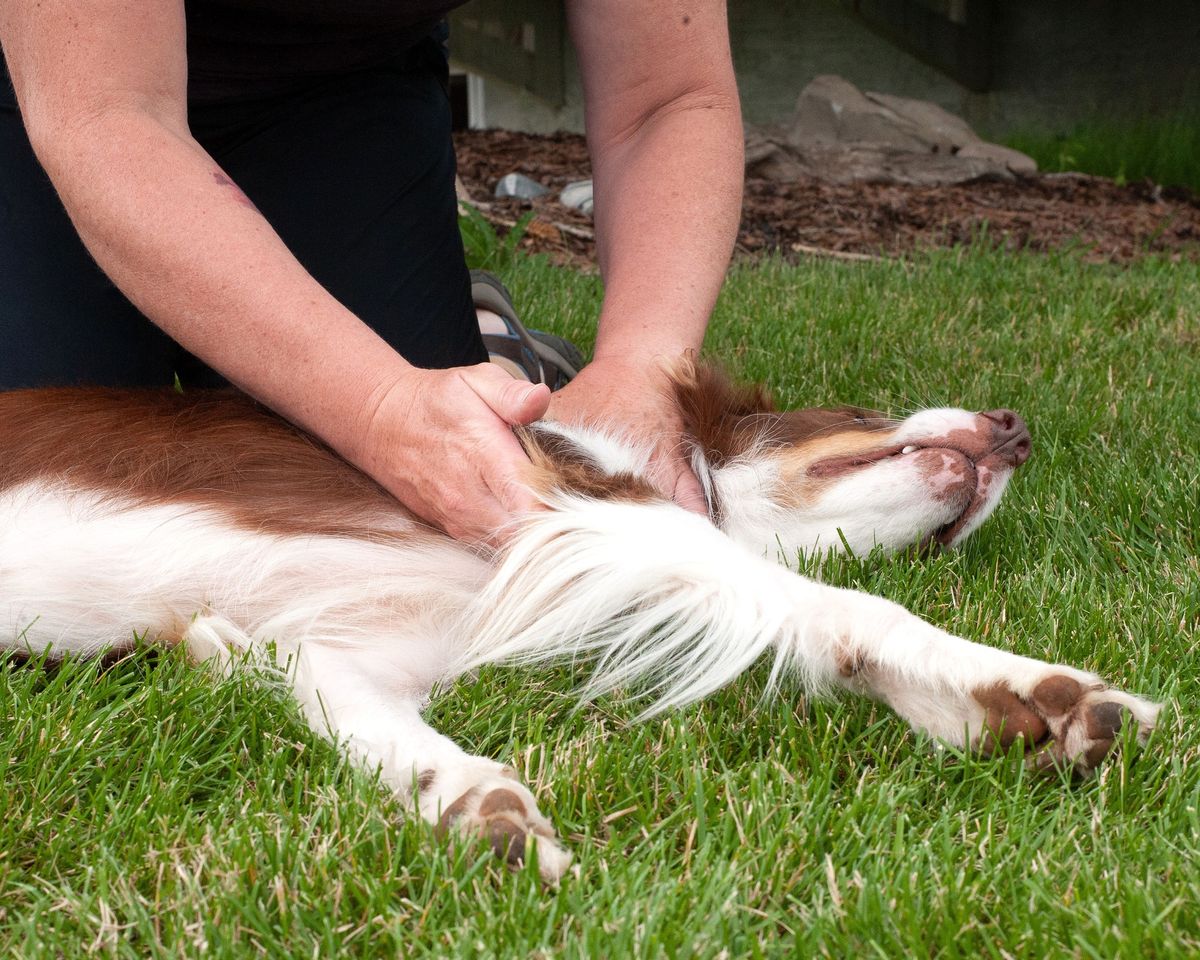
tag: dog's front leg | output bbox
[286,642,571,881]
[803,584,1161,774]
[461,497,1158,776]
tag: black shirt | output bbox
[1,0,470,107]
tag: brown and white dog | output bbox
[0,362,1159,880]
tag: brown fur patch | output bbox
[767,407,894,447]
[670,359,777,467]
[1030,675,1084,716]
[417,769,437,792]
[836,648,866,678]
[487,817,528,865]
[517,425,660,505]
[478,787,528,818]
[436,787,479,833]
[669,358,891,467]
[0,388,431,543]
[1085,701,1126,740]
[973,683,1049,750]
[1084,740,1115,768]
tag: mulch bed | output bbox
[454,128,1200,267]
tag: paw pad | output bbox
[435,776,571,880]
[973,674,1159,777]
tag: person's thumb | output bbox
[462,365,551,426]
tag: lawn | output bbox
[2,249,1198,958]
[1004,115,1200,193]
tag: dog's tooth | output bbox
[901,445,918,454]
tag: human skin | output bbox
[0,0,743,541]
[547,0,743,512]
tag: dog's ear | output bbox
[768,405,893,445]
[516,424,661,504]
[669,357,777,467]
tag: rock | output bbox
[956,141,1038,177]
[494,172,549,200]
[789,74,930,152]
[863,91,981,153]
[828,145,1012,186]
[760,141,1011,186]
[748,74,1036,186]
[745,136,810,182]
[559,179,594,216]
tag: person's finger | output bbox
[460,364,551,426]
[456,369,546,528]
[476,478,544,548]
[482,454,539,515]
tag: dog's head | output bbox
[675,361,1031,557]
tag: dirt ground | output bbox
[454,129,1200,268]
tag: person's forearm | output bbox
[587,91,743,365]
[30,107,412,464]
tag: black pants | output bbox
[0,38,485,390]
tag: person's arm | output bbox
[0,0,547,542]
[552,0,744,510]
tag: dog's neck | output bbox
[693,450,798,556]
[524,418,783,556]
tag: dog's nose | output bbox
[980,409,1032,466]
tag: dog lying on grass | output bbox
[0,361,1160,880]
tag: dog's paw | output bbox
[427,766,571,881]
[973,673,1161,777]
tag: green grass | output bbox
[4,249,1199,957]
[458,203,537,273]
[1004,115,1200,192]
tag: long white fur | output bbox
[460,494,832,712]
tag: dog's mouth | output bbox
[809,444,978,543]
[809,427,1031,550]
[806,442,917,478]
[923,463,984,549]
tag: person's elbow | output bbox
[591,76,742,153]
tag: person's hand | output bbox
[545,356,708,515]
[355,363,551,544]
